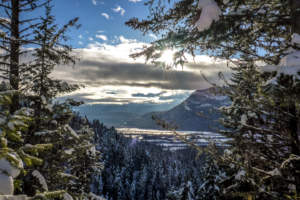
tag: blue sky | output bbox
[1,0,233,121]
[19,0,160,48]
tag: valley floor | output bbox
[116,128,229,150]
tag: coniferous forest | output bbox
[1,0,300,200]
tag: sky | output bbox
[1,0,233,120]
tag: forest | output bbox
[0,0,300,200]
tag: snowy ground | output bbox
[116,128,228,150]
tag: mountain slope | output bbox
[124,88,230,131]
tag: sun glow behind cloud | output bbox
[49,35,232,107]
[160,50,175,65]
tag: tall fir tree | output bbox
[0,0,52,114]
[166,181,195,200]
[128,0,300,199]
[3,3,104,199]
[197,154,220,200]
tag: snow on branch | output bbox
[63,193,73,200]
[64,148,74,155]
[0,195,27,200]
[91,193,106,200]
[260,33,300,84]
[32,170,48,191]
[197,0,222,32]
[64,124,79,139]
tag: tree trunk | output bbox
[288,99,300,194]
[10,0,20,114]
[289,0,300,34]
[288,0,300,192]
[288,102,300,156]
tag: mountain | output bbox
[122,88,230,131]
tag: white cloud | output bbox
[102,13,109,19]
[79,35,83,39]
[85,38,147,63]
[119,36,137,44]
[19,37,232,107]
[129,0,142,2]
[95,35,108,41]
[92,0,105,5]
[112,5,125,16]
[89,37,94,41]
[149,34,157,40]
[98,30,105,33]
[110,36,119,43]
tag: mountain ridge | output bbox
[122,88,230,131]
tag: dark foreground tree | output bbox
[126,0,300,66]
[0,2,105,200]
[17,3,103,199]
[0,0,52,114]
[127,0,300,199]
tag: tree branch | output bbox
[0,3,11,10]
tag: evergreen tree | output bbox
[128,0,300,199]
[197,155,220,200]
[166,181,195,200]
[0,87,66,199]
[126,0,300,66]
[129,181,136,200]
[210,60,300,199]
[0,0,52,114]
[17,3,86,198]
[66,124,103,199]
[83,112,207,200]
[5,3,104,199]
[0,28,66,199]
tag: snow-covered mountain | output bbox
[124,88,230,131]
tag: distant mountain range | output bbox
[122,88,231,131]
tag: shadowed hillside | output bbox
[124,88,230,131]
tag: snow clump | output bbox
[40,95,47,104]
[64,124,79,139]
[240,114,247,125]
[197,0,222,32]
[260,33,300,84]
[64,148,75,155]
[223,0,229,4]
[32,170,48,191]
[0,153,23,195]
[63,193,73,200]
[184,106,192,111]
[235,170,246,180]
[44,104,53,112]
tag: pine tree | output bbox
[128,0,300,199]
[17,3,83,197]
[129,181,136,200]
[197,155,220,200]
[210,60,300,199]
[0,0,52,114]
[126,0,300,66]
[0,23,62,200]
[66,123,103,199]
[0,86,66,198]
[10,3,104,199]
[167,181,195,200]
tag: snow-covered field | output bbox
[116,128,228,150]
[116,128,219,135]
